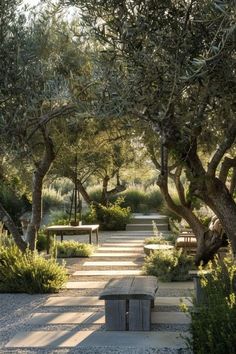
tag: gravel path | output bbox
[0,229,193,354]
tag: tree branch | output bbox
[208,121,236,176]
[219,156,236,184]
[27,104,77,141]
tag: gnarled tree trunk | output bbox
[26,129,55,250]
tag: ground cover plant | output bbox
[143,248,194,281]
[56,240,94,258]
[186,255,236,354]
[0,245,68,293]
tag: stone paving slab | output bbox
[159,282,194,290]
[5,330,189,349]
[83,261,142,267]
[103,238,144,246]
[98,247,143,251]
[91,252,142,257]
[44,296,103,307]
[66,281,108,289]
[109,236,148,239]
[72,270,142,276]
[28,312,105,325]
[27,311,190,325]
[155,297,192,307]
[101,242,144,246]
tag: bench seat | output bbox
[99,276,158,331]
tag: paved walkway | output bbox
[1,230,193,354]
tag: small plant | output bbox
[143,248,194,281]
[36,230,48,252]
[186,254,236,354]
[0,245,68,293]
[56,241,94,258]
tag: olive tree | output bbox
[62,0,236,264]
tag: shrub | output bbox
[0,245,68,293]
[120,187,147,212]
[84,199,131,230]
[47,210,70,225]
[42,187,65,211]
[0,182,29,222]
[186,255,236,354]
[88,186,103,203]
[56,241,94,258]
[143,248,194,281]
[97,199,131,230]
[50,178,74,195]
[144,236,169,245]
[36,230,48,252]
[146,187,164,211]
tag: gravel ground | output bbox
[0,230,193,354]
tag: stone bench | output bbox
[99,276,158,331]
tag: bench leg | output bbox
[95,229,99,245]
[89,230,92,244]
[105,300,127,331]
[129,300,151,331]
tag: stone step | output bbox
[44,296,103,307]
[65,281,194,290]
[91,252,142,257]
[129,217,169,225]
[98,247,143,252]
[101,242,144,246]
[72,270,142,276]
[126,224,169,231]
[5,330,189,349]
[83,261,142,267]
[102,238,145,246]
[66,281,107,289]
[27,311,190,325]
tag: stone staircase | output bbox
[2,230,193,353]
[126,213,169,232]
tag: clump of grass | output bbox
[0,245,68,293]
[56,241,94,258]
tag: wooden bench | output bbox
[99,276,158,331]
[46,224,99,254]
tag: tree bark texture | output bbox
[26,130,55,250]
[0,203,27,251]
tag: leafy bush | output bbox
[97,202,131,230]
[187,255,236,354]
[88,187,103,204]
[50,178,74,195]
[0,182,29,222]
[47,210,70,225]
[36,230,48,252]
[0,245,68,293]
[144,236,169,245]
[56,241,94,258]
[120,187,147,212]
[146,187,164,211]
[42,187,65,211]
[84,199,131,230]
[143,248,194,281]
